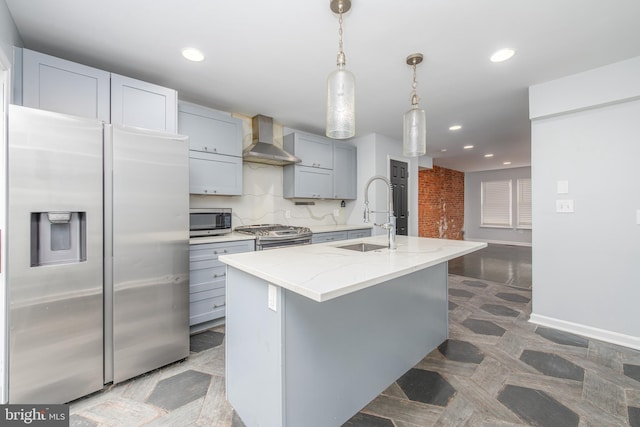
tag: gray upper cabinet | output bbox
[111,74,177,133]
[285,132,334,169]
[17,48,178,134]
[333,143,357,200]
[283,131,356,199]
[21,48,110,121]
[178,102,242,156]
[178,102,244,196]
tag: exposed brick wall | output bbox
[418,166,464,240]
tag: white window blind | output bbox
[517,178,532,228]
[481,180,512,228]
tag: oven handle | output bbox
[258,238,312,250]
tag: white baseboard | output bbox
[529,313,640,351]
[464,238,532,247]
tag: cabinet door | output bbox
[284,166,333,199]
[333,143,357,199]
[111,73,177,133]
[178,102,242,156]
[189,151,243,195]
[21,49,110,121]
[284,132,334,169]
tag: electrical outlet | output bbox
[285,210,291,219]
[268,284,278,312]
[556,199,574,213]
[636,209,640,225]
[333,208,340,218]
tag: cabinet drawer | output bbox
[312,231,348,244]
[189,266,226,294]
[189,295,225,325]
[347,229,372,239]
[190,241,254,262]
[190,287,225,303]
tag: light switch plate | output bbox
[556,199,574,213]
[637,209,640,225]
[557,180,569,194]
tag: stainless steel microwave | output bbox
[189,208,232,236]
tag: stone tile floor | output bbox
[70,273,640,426]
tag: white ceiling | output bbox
[6,0,640,172]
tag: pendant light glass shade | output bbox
[326,64,355,139]
[403,107,426,157]
[402,53,426,157]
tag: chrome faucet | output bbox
[363,175,397,250]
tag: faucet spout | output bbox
[363,175,397,250]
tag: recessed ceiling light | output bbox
[181,47,205,62]
[463,145,474,149]
[449,125,462,131]
[490,48,515,63]
[484,154,494,158]
[503,161,512,165]
[441,149,447,152]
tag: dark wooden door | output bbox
[390,159,408,235]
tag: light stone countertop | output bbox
[219,235,487,302]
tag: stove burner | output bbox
[235,224,312,237]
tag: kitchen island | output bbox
[219,235,486,427]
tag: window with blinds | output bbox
[517,178,532,229]
[481,180,512,228]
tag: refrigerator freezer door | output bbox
[7,105,104,403]
[110,125,190,383]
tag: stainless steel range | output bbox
[235,224,312,250]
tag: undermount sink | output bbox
[336,243,388,252]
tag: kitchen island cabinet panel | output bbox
[21,48,111,121]
[111,73,177,133]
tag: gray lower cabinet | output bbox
[312,228,371,244]
[189,239,254,326]
[347,229,372,239]
[178,102,244,196]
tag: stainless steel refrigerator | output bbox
[6,105,189,403]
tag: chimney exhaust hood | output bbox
[243,115,301,166]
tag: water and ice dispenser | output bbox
[30,211,87,266]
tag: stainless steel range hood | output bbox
[243,115,301,166]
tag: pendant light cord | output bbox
[337,2,346,67]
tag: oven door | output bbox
[258,235,312,250]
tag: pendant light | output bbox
[326,0,355,139]
[403,53,426,157]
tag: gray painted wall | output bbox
[464,167,532,245]
[0,0,22,69]
[529,56,640,349]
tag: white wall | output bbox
[529,56,640,350]
[464,167,532,245]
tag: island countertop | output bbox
[219,235,486,302]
